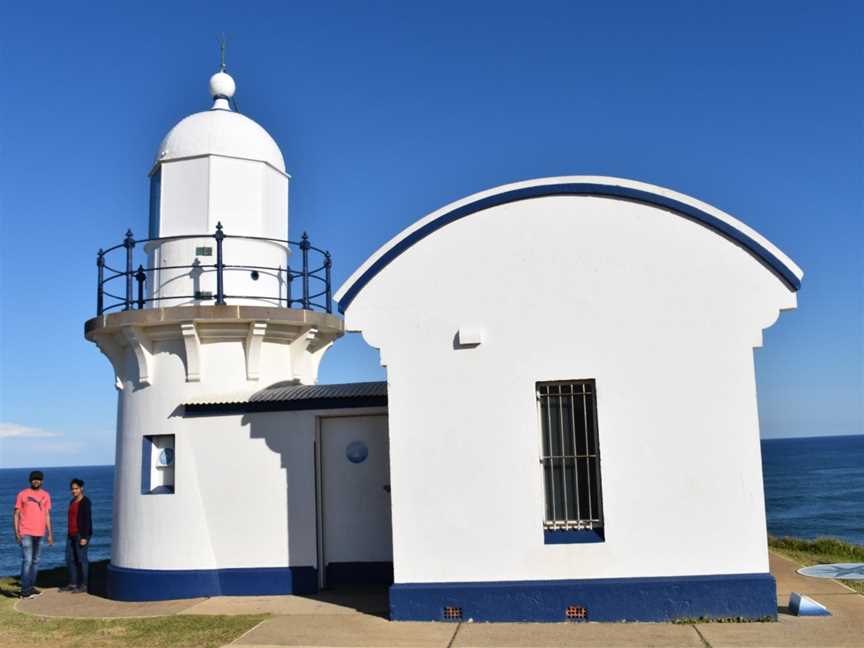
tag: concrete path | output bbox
[14,591,205,618]
[181,587,390,618]
[15,552,863,647]
[231,616,708,647]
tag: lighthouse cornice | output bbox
[85,304,342,335]
[85,305,343,389]
[84,304,344,342]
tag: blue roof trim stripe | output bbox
[338,183,800,314]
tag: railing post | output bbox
[214,222,226,305]
[135,265,147,309]
[300,232,310,310]
[324,251,332,313]
[286,266,293,307]
[96,249,105,316]
[123,230,135,311]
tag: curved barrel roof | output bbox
[335,176,803,313]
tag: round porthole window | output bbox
[250,270,260,280]
[345,441,368,464]
[158,447,174,466]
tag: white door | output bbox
[319,415,392,586]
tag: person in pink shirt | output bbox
[13,470,53,598]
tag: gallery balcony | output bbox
[93,223,333,316]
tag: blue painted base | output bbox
[326,561,394,586]
[107,564,318,601]
[390,572,777,622]
[544,529,605,544]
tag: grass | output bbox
[673,615,775,624]
[0,562,266,648]
[768,535,864,594]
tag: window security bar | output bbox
[537,380,604,531]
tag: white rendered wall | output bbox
[110,326,385,571]
[156,157,288,237]
[112,339,278,570]
[158,158,210,235]
[342,194,798,585]
[147,156,290,307]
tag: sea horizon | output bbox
[3,432,861,471]
[1,434,861,575]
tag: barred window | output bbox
[537,380,603,532]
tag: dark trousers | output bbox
[65,535,89,589]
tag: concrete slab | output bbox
[697,553,864,648]
[183,590,389,617]
[230,614,457,647]
[451,622,705,647]
[14,588,204,618]
[771,553,860,597]
[697,598,864,648]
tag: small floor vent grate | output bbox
[566,605,587,620]
[443,606,463,621]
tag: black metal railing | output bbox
[95,222,333,315]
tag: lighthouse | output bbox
[85,66,348,599]
[85,60,800,620]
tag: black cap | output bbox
[29,470,44,481]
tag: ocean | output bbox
[761,434,863,545]
[0,435,862,576]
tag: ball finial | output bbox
[209,71,236,99]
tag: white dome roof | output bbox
[156,110,286,173]
[155,71,286,173]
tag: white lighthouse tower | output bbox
[147,68,291,307]
[85,66,344,599]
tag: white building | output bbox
[85,67,802,622]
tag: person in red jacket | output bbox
[61,478,92,593]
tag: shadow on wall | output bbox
[242,411,390,618]
[242,410,314,589]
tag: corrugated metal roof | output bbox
[183,381,388,414]
[249,381,387,402]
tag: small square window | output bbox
[142,435,175,495]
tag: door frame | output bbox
[314,411,389,590]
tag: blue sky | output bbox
[0,1,861,468]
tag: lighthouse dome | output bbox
[154,71,286,173]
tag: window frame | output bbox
[148,167,162,241]
[141,434,175,495]
[536,379,605,544]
